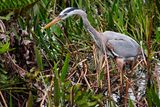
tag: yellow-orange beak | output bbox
[42,16,61,29]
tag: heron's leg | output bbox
[116,58,124,98]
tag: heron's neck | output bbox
[81,16,102,47]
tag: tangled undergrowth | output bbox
[0,0,160,107]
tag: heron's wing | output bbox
[106,39,139,58]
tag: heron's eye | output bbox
[63,13,67,16]
[59,13,67,18]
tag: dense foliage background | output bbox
[0,0,160,107]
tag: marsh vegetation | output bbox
[0,0,160,107]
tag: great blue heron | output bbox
[43,7,144,96]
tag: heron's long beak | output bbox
[43,16,61,29]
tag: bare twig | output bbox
[0,91,8,107]
[67,59,87,80]
[7,53,27,77]
[83,62,91,89]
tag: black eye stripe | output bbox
[59,13,67,18]
[63,13,67,16]
[63,7,78,13]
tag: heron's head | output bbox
[43,7,86,29]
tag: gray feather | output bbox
[103,31,140,58]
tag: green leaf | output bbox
[60,53,70,106]
[53,62,59,78]
[146,87,152,107]
[0,42,10,54]
[155,27,160,42]
[26,91,33,107]
[128,99,134,107]
[60,53,70,82]
[51,24,62,37]
[87,101,97,106]
[151,88,160,106]
[9,91,13,107]
[87,11,96,27]
[0,12,14,20]
[54,76,60,107]
[53,62,60,107]
[146,86,160,107]
[0,73,8,84]
[34,46,43,70]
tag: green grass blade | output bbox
[34,46,43,71]
[0,42,10,54]
[9,91,13,107]
[146,86,160,107]
[26,91,33,107]
[54,76,60,107]
[60,53,70,82]
[60,53,70,106]
[53,62,60,106]
[128,99,134,107]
